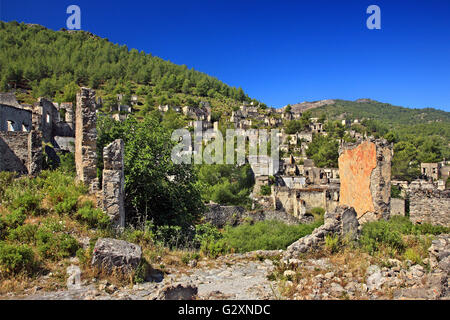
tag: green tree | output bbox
[97,115,204,227]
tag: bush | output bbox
[37,170,87,208]
[122,227,154,246]
[0,242,35,275]
[220,220,322,253]
[54,196,78,215]
[325,234,340,253]
[403,248,423,265]
[154,225,190,249]
[311,207,325,221]
[4,209,27,228]
[0,172,16,199]
[359,220,405,255]
[193,223,222,249]
[36,229,79,261]
[7,224,38,244]
[200,238,230,258]
[59,152,76,174]
[260,185,271,196]
[74,201,110,229]
[9,190,42,216]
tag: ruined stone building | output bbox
[421,162,450,183]
[0,92,75,175]
[338,139,393,222]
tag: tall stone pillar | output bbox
[338,139,393,223]
[75,88,98,190]
[28,130,42,176]
[102,139,125,228]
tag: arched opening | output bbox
[7,120,15,131]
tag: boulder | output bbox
[91,238,142,273]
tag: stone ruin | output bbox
[0,88,126,228]
[338,139,393,223]
[409,187,450,227]
[74,88,126,228]
[101,139,125,228]
[75,88,99,191]
[284,138,394,259]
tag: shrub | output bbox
[359,220,405,255]
[220,220,322,253]
[325,234,340,253]
[9,190,42,216]
[59,152,76,174]
[41,217,66,233]
[154,225,189,249]
[0,172,16,199]
[403,248,423,265]
[74,201,110,229]
[0,218,6,240]
[54,196,78,215]
[181,252,200,265]
[193,223,222,249]
[4,209,27,228]
[311,207,325,221]
[200,238,230,258]
[260,185,271,196]
[7,224,38,244]
[0,242,35,275]
[122,228,154,246]
[36,229,79,261]
[134,258,151,284]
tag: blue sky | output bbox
[1,0,450,111]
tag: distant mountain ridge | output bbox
[283,98,449,129]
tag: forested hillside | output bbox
[307,99,450,180]
[0,21,257,112]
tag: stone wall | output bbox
[0,130,42,175]
[272,186,338,217]
[204,204,302,228]
[410,189,450,227]
[0,104,32,132]
[338,139,392,222]
[0,131,29,173]
[390,198,405,216]
[102,139,125,228]
[75,88,98,189]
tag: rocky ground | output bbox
[2,235,449,301]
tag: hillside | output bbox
[307,99,450,128]
[0,21,260,114]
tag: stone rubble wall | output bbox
[390,198,405,216]
[204,204,303,228]
[0,131,29,173]
[102,139,125,228]
[283,206,360,260]
[410,189,450,227]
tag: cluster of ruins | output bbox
[1,90,449,228]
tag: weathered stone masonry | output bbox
[102,139,125,228]
[410,189,450,227]
[75,88,98,190]
[338,139,393,222]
